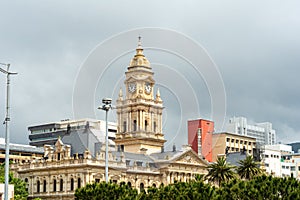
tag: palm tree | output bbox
[206,156,236,186]
[237,155,261,180]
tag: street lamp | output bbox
[97,98,113,183]
[0,63,17,200]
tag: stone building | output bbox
[11,39,208,200]
[212,132,256,162]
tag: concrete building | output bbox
[0,138,44,163]
[187,119,214,162]
[28,118,117,147]
[261,144,294,177]
[11,39,208,200]
[0,184,14,200]
[226,116,276,146]
[212,132,256,162]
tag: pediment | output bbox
[171,150,208,167]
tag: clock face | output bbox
[144,83,152,94]
[128,83,136,93]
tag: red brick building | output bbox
[188,119,214,162]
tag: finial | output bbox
[118,87,123,101]
[137,35,142,49]
[156,88,162,102]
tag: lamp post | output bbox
[0,63,17,200]
[97,98,112,183]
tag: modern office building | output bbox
[212,132,256,162]
[12,39,208,200]
[226,116,276,146]
[187,119,214,162]
[28,118,117,147]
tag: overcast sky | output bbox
[0,1,300,149]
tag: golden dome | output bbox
[128,37,151,69]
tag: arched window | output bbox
[140,183,144,192]
[123,121,127,132]
[70,178,74,191]
[43,180,47,192]
[77,178,81,188]
[127,182,131,188]
[37,180,40,193]
[145,120,148,131]
[53,179,57,192]
[152,183,156,188]
[60,179,63,191]
[133,120,137,131]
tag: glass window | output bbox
[60,179,63,191]
[43,180,47,192]
[53,180,57,192]
[77,178,81,188]
[37,180,40,193]
[133,120,137,131]
[70,178,74,191]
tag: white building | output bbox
[226,116,276,146]
[261,144,294,177]
[0,184,14,200]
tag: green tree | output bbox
[206,157,236,186]
[237,155,261,180]
[0,163,28,200]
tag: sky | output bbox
[0,1,300,149]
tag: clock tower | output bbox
[115,38,165,154]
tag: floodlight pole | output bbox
[0,63,17,200]
[98,98,113,183]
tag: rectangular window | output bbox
[126,160,130,166]
[136,161,143,167]
[226,138,230,142]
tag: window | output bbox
[53,180,57,192]
[95,179,100,183]
[78,178,81,188]
[152,183,156,188]
[240,140,243,144]
[60,179,63,191]
[37,180,40,193]
[133,120,137,131]
[137,161,143,167]
[236,140,239,143]
[43,180,47,192]
[298,166,300,171]
[154,122,156,132]
[291,166,295,171]
[123,121,126,132]
[231,139,234,143]
[226,138,230,142]
[126,160,130,166]
[127,182,132,188]
[249,142,252,145]
[70,178,74,191]
[265,154,269,158]
[140,183,145,192]
[57,153,61,161]
[265,163,269,167]
[145,120,148,131]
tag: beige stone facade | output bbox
[11,39,208,200]
[212,132,256,162]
